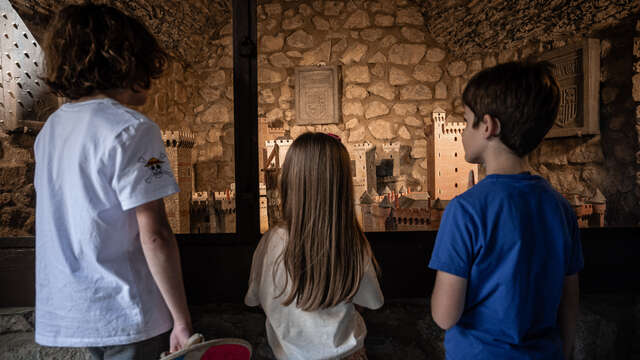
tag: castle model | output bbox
[167,107,605,235]
[162,129,195,234]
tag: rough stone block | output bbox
[389,44,426,65]
[344,10,370,29]
[368,120,396,139]
[400,84,433,100]
[380,35,399,48]
[313,16,330,31]
[300,41,331,65]
[435,82,448,99]
[340,43,368,64]
[282,15,304,30]
[370,64,385,78]
[264,3,282,17]
[286,30,315,49]
[299,4,314,16]
[345,118,359,129]
[413,63,443,82]
[368,82,396,101]
[633,74,640,102]
[425,48,446,62]
[361,29,384,42]
[447,61,468,77]
[399,126,411,140]
[567,136,605,164]
[324,1,345,16]
[404,116,423,127]
[259,89,275,104]
[411,139,427,158]
[343,101,364,116]
[389,67,412,86]
[345,85,368,100]
[260,34,285,53]
[393,103,418,116]
[348,126,366,142]
[396,8,424,25]
[365,101,390,119]
[375,15,395,27]
[258,68,283,84]
[368,52,387,64]
[345,65,371,84]
[401,27,426,43]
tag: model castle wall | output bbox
[428,107,479,200]
[349,142,376,201]
[265,139,294,168]
[162,129,195,234]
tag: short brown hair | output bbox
[43,4,168,99]
[462,61,560,157]
[278,132,379,311]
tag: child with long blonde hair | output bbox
[245,132,384,360]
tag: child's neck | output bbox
[481,144,528,176]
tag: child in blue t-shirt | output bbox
[428,61,583,360]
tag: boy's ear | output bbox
[482,114,501,138]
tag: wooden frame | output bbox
[294,65,341,125]
[535,38,600,138]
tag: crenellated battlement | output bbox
[266,139,294,147]
[350,142,375,151]
[393,208,430,218]
[432,107,447,123]
[382,142,400,152]
[442,122,466,135]
[214,190,235,200]
[162,129,196,148]
[191,191,211,203]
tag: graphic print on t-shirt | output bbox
[139,154,170,183]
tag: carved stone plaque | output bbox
[295,66,340,125]
[535,39,600,138]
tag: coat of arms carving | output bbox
[295,66,340,125]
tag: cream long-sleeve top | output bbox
[244,227,384,360]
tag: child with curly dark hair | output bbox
[35,4,192,358]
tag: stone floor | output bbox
[1,295,638,359]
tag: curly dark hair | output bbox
[462,61,560,157]
[43,4,168,99]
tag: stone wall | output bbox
[255,0,479,192]
[520,20,639,226]
[133,40,237,192]
[0,134,34,237]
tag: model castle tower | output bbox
[162,129,195,234]
[350,142,377,200]
[427,107,479,200]
[259,116,286,181]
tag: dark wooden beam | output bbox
[232,0,259,241]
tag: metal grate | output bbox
[0,0,54,132]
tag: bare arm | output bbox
[558,274,579,360]
[136,199,192,352]
[430,270,467,330]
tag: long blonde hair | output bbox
[277,132,378,311]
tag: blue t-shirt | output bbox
[428,173,584,360]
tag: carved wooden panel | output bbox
[294,65,340,125]
[535,39,600,138]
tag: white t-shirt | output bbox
[245,227,384,360]
[34,98,179,347]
